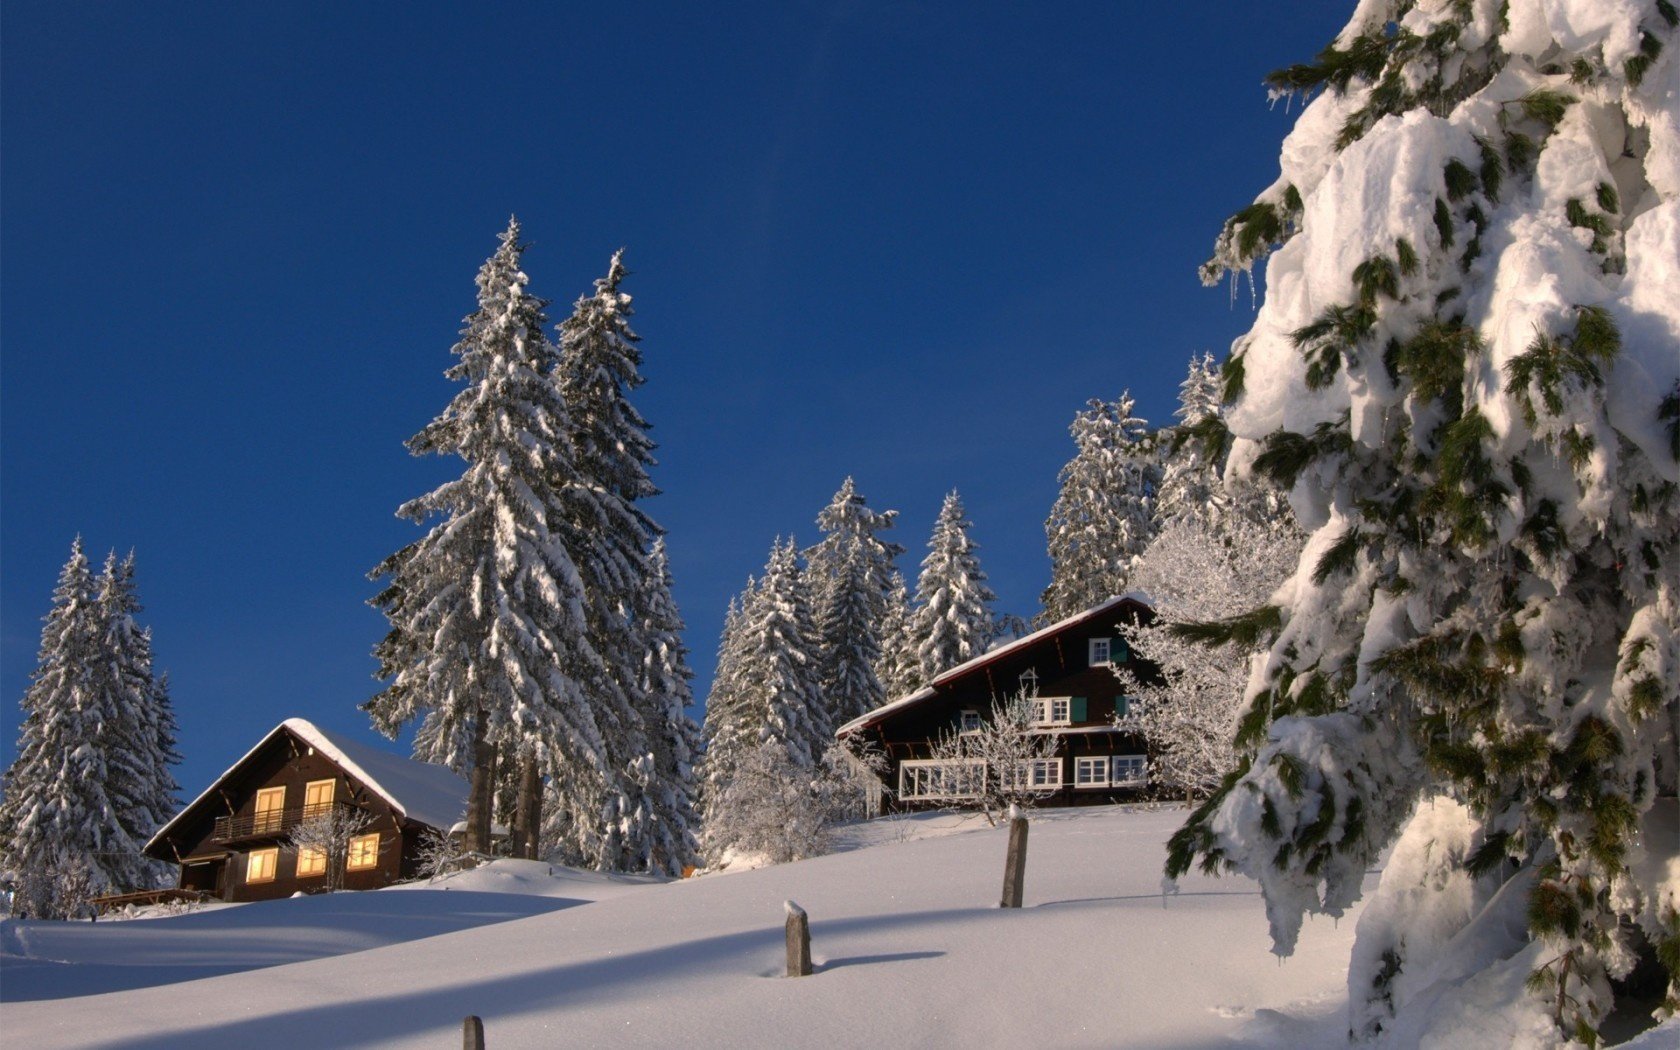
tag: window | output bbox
[347,833,380,871]
[1112,755,1148,785]
[1089,638,1112,665]
[1026,758,1061,789]
[303,778,335,817]
[1075,756,1110,787]
[959,710,982,733]
[899,759,985,800]
[253,786,286,834]
[1033,697,1072,726]
[247,847,278,883]
[296,846,327,877]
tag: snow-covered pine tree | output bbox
[1155,353,1228,529]
[1040,393,1160,622]
[806,478,904,729]
[367,218,610,860]
[912,492,997,680]
[553,248,673,873]
[0,541,135,910]
[872,570,921,700]
[91,551,179,890]
[1171,2,1680,1041]
[633,538,703,875]
[736,539,829,767]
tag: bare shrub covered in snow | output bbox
[703,742,831,866]
[924,693,1060,825]
[286,807,375,892]
[1171,0,1680,1043]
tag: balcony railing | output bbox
[211,801,359,844]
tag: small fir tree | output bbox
[1041,393,1160,622]
[872,571,921,700]
[806,478,904,729]
[912,492,997,680]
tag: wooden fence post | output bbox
[462,1014,484,1050]
[1000,815,1028,908]
[785,900,812,977]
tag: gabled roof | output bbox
[835,593,1152,736]
[145,718,469,854]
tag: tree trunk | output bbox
[465,710,497,855]
[514,748,542,860]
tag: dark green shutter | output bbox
[1115,638,1130,662]
[1116,695,1132,717]
[1070,696,1087,723]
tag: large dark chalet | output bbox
[837,595,1159,811]
[144,719,469,902]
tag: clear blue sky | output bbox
[2,2,1348,797]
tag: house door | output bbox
[180,857,226,894]
[254,786,286,834]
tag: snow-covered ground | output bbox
[0,806,1398,1047]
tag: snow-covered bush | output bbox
[704,742,831,866]
[1169,1,1680,1041]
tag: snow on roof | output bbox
[146,719,469,853]
[835,593,1151,736]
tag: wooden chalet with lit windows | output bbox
[836,595,1160,810]
[143,718,469,902]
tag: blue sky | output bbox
[2,2,1349,796]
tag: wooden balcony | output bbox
[211,801,358,844]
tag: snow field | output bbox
[2,806,1367,1049]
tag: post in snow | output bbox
[1000,805,1028,909]
[462,1015,484,1050]
[784,899,812,977]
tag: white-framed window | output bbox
[1075,756,1111,787]
[959,709,982,734]
[1032,697,1072,726]
[899,759,986,800]
[1112,755,1148,785]
[347,833,380,871]
[1026,758,1061,789]
[1089,637,1112,665]
[247,847,278,883]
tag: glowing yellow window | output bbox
[346,833,380,871]
[247,847,278,883]
[303,779,335,817]
[296,846,327,877]
[253,786,285,834]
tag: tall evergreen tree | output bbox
[1155,353,1228,529]
[1,541,136,908]
[735,539,829,767]
[699,586,754,842]
[912,492,996,680]
[1170,2,1680,1041]
[806,478,904,728]
[552,248,674,872]
[1041,392,1159,622]
[368,218,610,859]
[632,538,703,875]
[91,551,179,890]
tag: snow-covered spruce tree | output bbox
[806,478,904,728]
[699,587,753,844]
[737,539,829,766]
[912,492,997,680]
[1041,393,1160,622]
[1155,353,1229,529]
[632,538,703,875]
[872,570,921,700]
[0,541,133,910]
[91,551,179,890]
[1117,513,1302,801]
[1170,2,1680,1041]
[367,218,610,861]
[553,248,677,872]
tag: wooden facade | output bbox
[837,595,1160,810]
[143,719,469,902]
